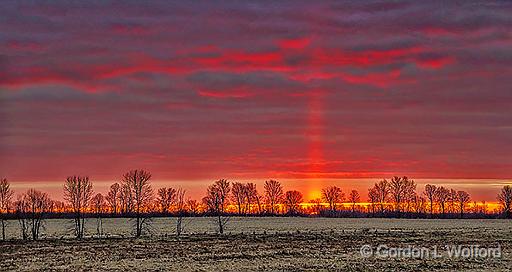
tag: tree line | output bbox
[0,172,511,240]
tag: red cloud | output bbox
[340,69,403,88]
[278,37,311,50]
[2,40,446,93]
[416,56,455,69]
[198,89,255,99]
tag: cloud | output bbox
[0,0,511,196]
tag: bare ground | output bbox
[1,229,511,271]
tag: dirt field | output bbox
[1,218,511,271]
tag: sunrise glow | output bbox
[0,1,511,202]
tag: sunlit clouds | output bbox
[1,1,511,200]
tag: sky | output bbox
[1,1,511,201]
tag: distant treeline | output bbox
[0,171,511,240]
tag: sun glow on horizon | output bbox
[306,188,323,201]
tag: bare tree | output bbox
[64,176,93,239]
[175,189,186,236]
[106,183,120,214]
[348,190,360,213]
[284,190,303,214]
[404,180,417,213]
[411,193,426,215]
[122,169,154,237]
[119,182,133,214]
[231,182,247,215]
[264,180,283,214]
[481,201,488,215]
[389,176,415,214]
[187,199,199,214]
[254,192,264,214]
[51,200,66,213]
[447,189,458,214]
[203,190,216,213]
[91,193,105,237]
[218,179,231,212]
[157,187,176,214]
[18,189,51,240]
[424,184,437,217]
[244,183,258,214]
[497,185,512,218]
[367,187,379,215]
[0,178,14,240]
[455,190,470,218]
[321,186,343,213]
[14,195,29,240]
[435,186,450,216]
[373,179,390,212]
[203,179,230,213]
[203,180,231,234]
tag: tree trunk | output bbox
[81,216,85,238]
[96,216,103,237]
[136,215,141,237]
[217,214,223,234]
[176,217,182,236]
[1,219,5,240]
[75,212,83,239]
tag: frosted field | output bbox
[1,218,511,271]
[3,217,512,239]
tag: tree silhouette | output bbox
[389,176,416,214]
[348,190,360,213]
[187,199,199,214]
[244,183,259,214]
[456,190,470,218]
[497,185,512,218]
[106,183,120,215]
[447,189,457,214]
[435,186,450,216]
[91,193,105,237]
[424,184,437,217]
[2,173,510,238]
[64,176,93,239]
[157,187,176,214]
[119,183,133,215]
[14,195,29,240]
[0,178,14,240]
[373,179,390,212]
[16,189,51,240]
[411,193,426,215]
[203,180,231,234]
[212,179,230,213]
[284,190,303,214]
[264,180,283,214]
[322,186,343,214]
[122,169,154,237]
[231,182,247,215]
[367,187,379,215]
[175,188,186,236]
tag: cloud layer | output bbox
[1,1,512,187]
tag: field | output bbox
[1,218,511,271]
